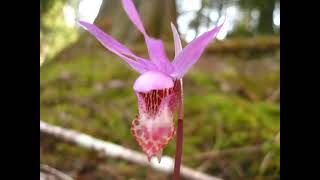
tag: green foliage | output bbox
[238,0,279,34]
[40,0,79,61]
[239,0,278,10]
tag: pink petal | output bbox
[137,58,158,70]
[121,0,146,35]
[133,71,174,93]
[132,80,181,161]
[121,0,173,74]
[170,23,182,58]
[144,38,174,74]
[79,20,154,73]
[171,23,224,79]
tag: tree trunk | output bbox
[257,0,275,34]
[94,0,178,43]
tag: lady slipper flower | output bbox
[79,0,223,163]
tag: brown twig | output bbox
[191,145,263,161]
[40,120,222,180]
[266,87,280,102]
[259,131,280,173]
[194,145,263,173]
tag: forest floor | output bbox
[40,38,280,180]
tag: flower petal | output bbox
[133,71,174,93]
[121,0,173,74]
[170,23,182,58]
[171,23,224,79]
[144,38,174,74]
[79,20,153,73]
[132,93,176,161]
[121,0,146,35]
[131,80,181,161]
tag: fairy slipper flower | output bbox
[79,0,223,162]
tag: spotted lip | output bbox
[131,80,180,161]
[131,115,176,162]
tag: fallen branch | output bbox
[40,44,48,67]
[40,164,73,180]
[132,36,280,54]
[56,36,280,62]
[40,120,222,180]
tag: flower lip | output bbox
[133,71,174,93]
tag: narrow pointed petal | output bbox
[79,21,136,59]
[170,23,182,58]
[121,0,173,74]
[145,38,174,74]
[79,20,153,73]
[171,23,224,79]
[137,58,158,71]
[121,0,147,35]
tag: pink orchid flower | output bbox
[79,0,223,162]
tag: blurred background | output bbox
[40,0,280,179]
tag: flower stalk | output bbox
[173,79,183,180]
